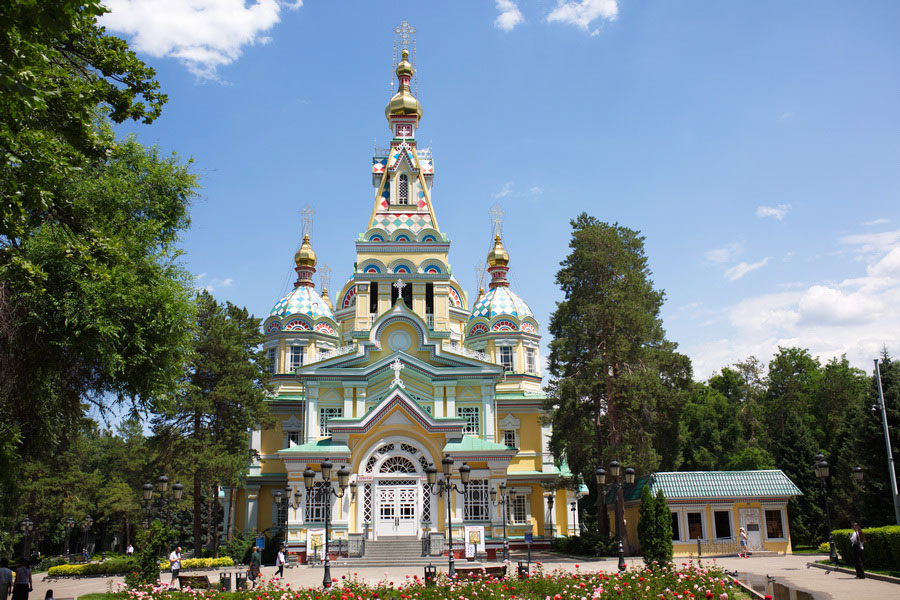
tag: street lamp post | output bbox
[64,518,75,557]
[570,501,578,536]
[142,476,184,528]
[425,456,472,577]
[543,491,555,538]
[19,518,34,559]
[489,482,510,562]
[304,461,349,590]
[82,515,93,558]
[596,460,636,572]
[815,454,838,564]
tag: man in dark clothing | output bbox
[248,546,262,588]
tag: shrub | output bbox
[818,541,831,553]
[47,559,137,577]
[224,530,255,565]
[833,525,900,570]
[638,487,673,565]
[159,557,235,570]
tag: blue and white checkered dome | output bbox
[269,285,335,320]
[469,286,533,322]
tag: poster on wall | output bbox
[306,528,326,560]
[464,525,485,557]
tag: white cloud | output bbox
[529,186,543,196]
[492,181,514,198]
[724,257,771,281]
[841,229,900,254]
[705,242,742,264]
[686,233,900,378]
[863,218,889,226]
[195,274,235,293]
[546,0,619,35]
[756,204,791,220]
[494,0,525,31]
[101,0,302,79]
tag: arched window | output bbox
[397,174,409,204]
[379,456,416,473]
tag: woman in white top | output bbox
[275,548,285,578]
[850,522,866,579]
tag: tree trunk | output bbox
[212,483,220,557]
[193,475,203,555]
[226,486,236,542]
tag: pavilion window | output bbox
[502,429,518,448]
[397,174,409,204]
[713,510,732,539]
[765,509,784,538]
[305,482,327,522]
[266,348,277,374]
[425,282,434,315]
[687,512,704,539]
[319,407,343,437]
[463,479,489,521]
[287,430,303,447]
[525,347,537,374]
[273,497,288,527]
[671,512,681,541]
[457,406,480,435]
[290,345,305,371]
[499,346,514,372]
[509,495,528,524]
[369,282,379,315]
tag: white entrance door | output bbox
[376,484,417,537]
[739,508,764,551]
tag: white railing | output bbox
[425,314,434,329]
[318,344,357,361]
[447,346,489,362]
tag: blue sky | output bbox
[101,1,900,379]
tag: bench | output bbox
[455,565,507,579]
[178,575,212,589]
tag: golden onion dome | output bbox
[385,49,423,122]
[294,234,317,268]
[487,234,510,267]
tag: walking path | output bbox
[31,552,896,599]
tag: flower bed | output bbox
[111,563,750,599]
[48,557,234,577]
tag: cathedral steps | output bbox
[331,537,484,568]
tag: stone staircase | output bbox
[332,537,482,568]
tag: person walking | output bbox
[739,527,748,558]
[275,547,285,578]
[11,560,31,600]
[0,559,13,600]
[126,544,134,557]
[248,546,262,588]
[168,547,182,587]
[850,522,866,579]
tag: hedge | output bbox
[833,525,900,570]
[48,556,234,577]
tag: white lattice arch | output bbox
[359,436,434,475]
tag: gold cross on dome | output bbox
[300,204,314,239]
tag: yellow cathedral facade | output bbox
[227,40,581,561]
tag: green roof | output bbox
[443,435,516,453]
[278,439,350,455]
[621,470,802,502]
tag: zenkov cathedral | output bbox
[228,35,581,560]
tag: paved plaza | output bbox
[29,552,898,600]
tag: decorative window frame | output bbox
[319,406,343,437]
[761,502,788,541]
[272,497,288,527]
[281,415,304,448]
[497,346,515,372]
[524,346,538,375]
[463,479,490,522]
[396,173,410,205]
[264,343,279,374]
[498,414,521,448]
[287,343,307,372]
[456,405,480,435]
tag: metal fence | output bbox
[695,537,741,557]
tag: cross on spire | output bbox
[490,202,504,238]
[393,278,406,293]
[318,262,331,292]
[300,204,314,240]
[390,358,405,388]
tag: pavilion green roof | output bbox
[620,470,802,502]
[278,438,350,455]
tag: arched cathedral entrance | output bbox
[358,437,435,539]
